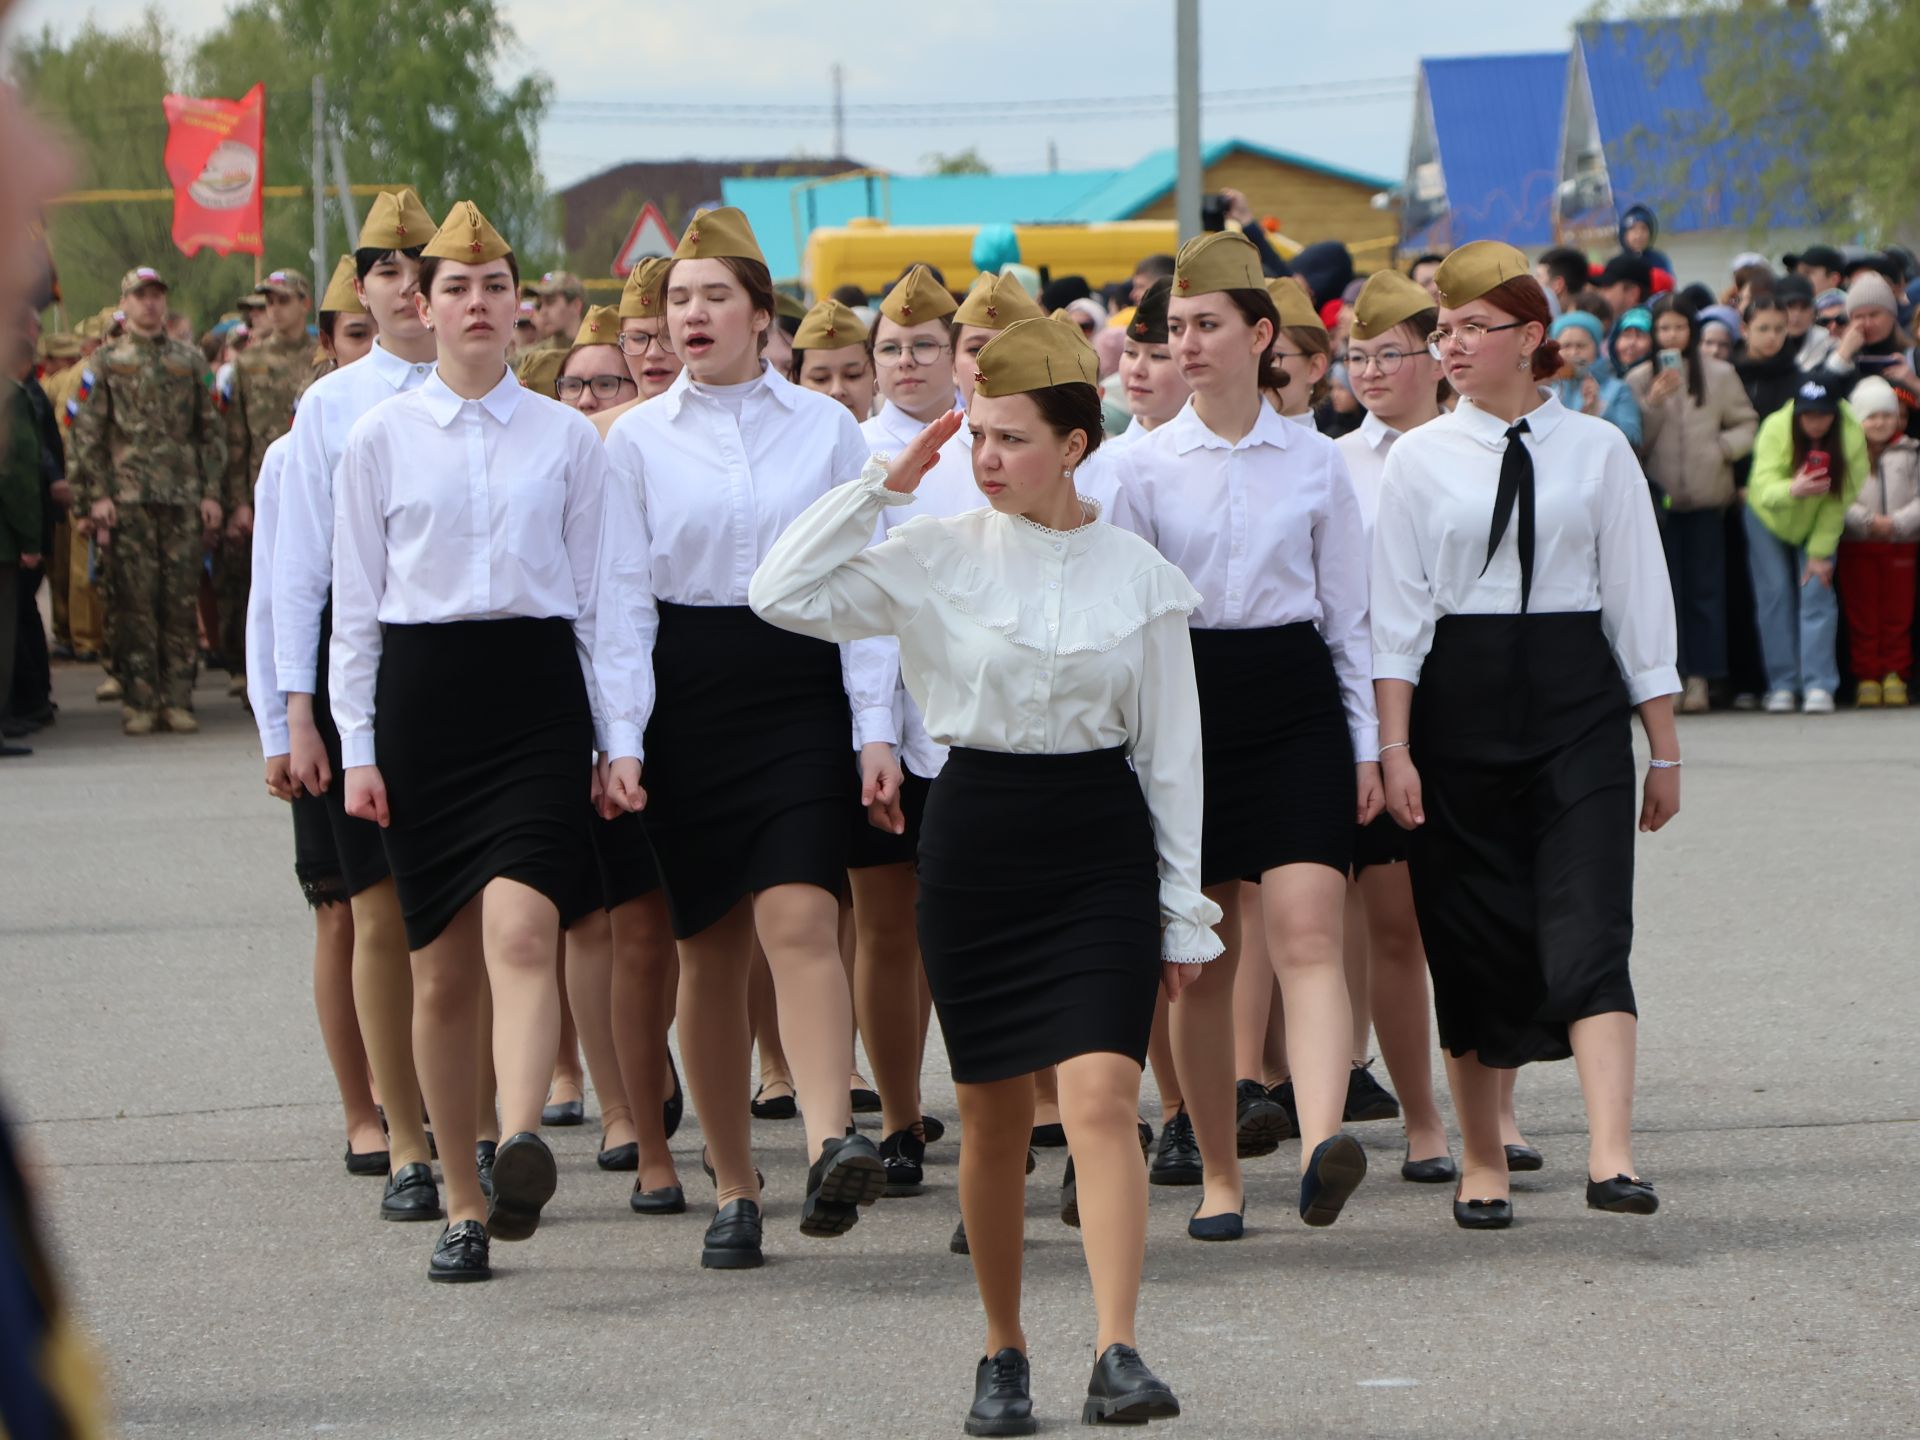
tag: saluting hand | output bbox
[860,741,906,836]
[884,410,966,495]
[344,764,390,828]
[607,757,648,815]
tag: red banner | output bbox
[162,83,265,257]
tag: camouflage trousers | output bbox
[218,530,249,671]
[103,503,201,713]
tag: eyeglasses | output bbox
[556,374,637,402]
[873,339,950,367]
[1340,347,1413,376]
[618,329,670,356]
[1426,320,1526,360]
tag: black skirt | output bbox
[375,616,598,950]
[313,604,392,898]
[1191,623,1356,886]
[847,765,932,869]
[290,790,347,907]
[643,604,855,939]
[1351,812,1410,877]
[593,808,660,911]
[917,747,1161,1085]
[1407,612,1638,1068]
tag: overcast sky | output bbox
[8,0,1599,190]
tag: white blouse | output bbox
[328,367,612,769]
[749,461,1224,964]
[1370,391,1680,704]
[1332,410,1399,538]
[272,340,435,696]
[598,363,892,763]
[1121,400,1379,761]
[244,434,293,757]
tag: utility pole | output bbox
[1174,0,1202,242]
[327,129,359,247]
[1047,140,1059,174]
[310,75,326,285]
[831,63,845,158]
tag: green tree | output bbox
[924,147,991,176]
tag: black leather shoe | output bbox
[1299,1132,1367,1227]
[1453,1190,1514,1229]
[1187,1200,1245,1242]
[1504,1143,1544,1172]
[965,1348,1037,1437]
[1082,1343,1180,1425]
[1136,1117,1154,1156]
[1586,1174,1658,1214]
[1026,1146,1037,1176]
[1029,1121,1067,1148]
[750,1083,797,1120]
[664,1053,684,1139]
[880,1128,926,1196]
[950,1218,970,1255]
[1343,1060,1402,1122]
[920,1113,946,1144]
[701,1198,764,1269]
[630,1181,686,1215]
[1060,1156,1080,1228]
[475,1140,496,1199]
[800,1132,886,1237]
[486,1131,557,1242]
[851,1085,883,1114]
[1400,1150,1458,1184]
[1149,1110,1203,1187]
[380,1162,444,1222]
[428,1220,490,1283]
[597,1140,640,1172]
[1236,1079,1288,1158]
[344,1146,389,1177]
[1267,1079,1300,1140]
[541,1097,585,1127]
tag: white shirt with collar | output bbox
[1333,409,1401,538]
[328,366,612,769]
[244,433,293,757]
[272,339,436,695]
[1124,398,1379,761]
[1370,390,1680,704]
[597,361,892,764]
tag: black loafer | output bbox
[380,1161,444,1222]
[1267,1079,1300,1140]
[1504,1143,1544,1172]
[1235,1079,1288,1158]
[541,1097,585,1127]
[428,1219,490,1283]
[475,1140,496,1199]
[920,1114,946,1144]
[950,1217,970,1255]
[1082,1343,1180,1425]
[630,1181,686,1215]
[1149,1110,1203,1187]
[1343,1061,1402,1123]
[1029,1121,1067,1148]
[344,1146,390,1177]
[850,1086,883,1114]
[1453,1190,1514,1229]
[1401,1150,1458,1184]
[750,1083,797,1120]
[664,1054,684,1139]
[486,1131,557,1242]
[597,1140,640,1172]
[965,1348,1037,1437]
[1586,1174,1658,1214]
[701,1198,764,1269]
[1299,1132,1367,1227]
[1187,1200,1246,1242]
[880,1128,926,1196]
[1060,1156,1080,1228]
[800,1132,886,1237]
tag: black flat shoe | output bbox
[1343,1060,1402,1123]
[1401,1150,1458,1184]
[486,1131,557,1242]
[1029,1121,1067,1148]
[1187,1200,1246,1242]
[750,1083,797,1120]
[965,1348,1037,1437]
[428,1219,490,1283]
[1235,1079,1288,1158]
[1026,1146,1037,1176]
[702,1198,765,1269]
[597,1140,640,1172]
[1504,1143,1544,1172]
[1586,1174,1659,1214]
[541,1097,585,1127]
[920,1113,946,1144]
[1082,1343,1180,1425]
[850,1085,883,1114]
[475,1139,496,1199]
[950,1218,970,1255]
[1136,1117,1154,1156]
[380,1162,444,1222]
[700,1146,763,1192]
[800,1132,886,1237]
[1060,1156,1080,1228]
[1149,1110,1203,1187]
[1453,1189,1514,1229]
[630,1181,687,1215]
[1266,1079,1300,1141]
[880,1127,926,1196]
[663,1054,684,1139]
[1299,1132,1367,1227]
[344,1146,389,1177]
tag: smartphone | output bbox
[1855,353,1898,373]
[1201,194,1230,233]
[1657,349,1684,372]
[1806,448,1831,479]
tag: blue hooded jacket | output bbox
[1617,204,1674,277]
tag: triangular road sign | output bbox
[612,201,676,277]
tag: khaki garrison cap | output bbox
[571,305,622,348]
[424,201,512,264]
[880,264,957,326]
[671,207,766,266]
[1173,231,1262,297]
[619,257,671,320]
[793,299,869,350]
[359,188,437,250]
[1349,269,1433,340]
[1432,241,1532,309]
[319,256,365,315]
[1266,276,1325,333]
[972,316,1099,398]
[954,271,1044,331]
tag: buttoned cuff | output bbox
[259,724,290,758]
[1349,723,1380,764]
[1372,653,1425,685]
[340,731,378,769]
[853,705,897,748]
[1624,666,1682,705]
[606,720,645,764]
[278,666,316,696]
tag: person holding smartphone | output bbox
[1819,272,1919,397]
[1548,312,1642,447]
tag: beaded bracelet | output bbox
[1648,758,1683,770]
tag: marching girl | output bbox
[330,203,619,1281]
[790,298,877,421]
[599,209,892,1270]
[1126,230,1380,1236]
[1371,242,1680,1228]
[751,316,1214,1435]
[587,257,683,440]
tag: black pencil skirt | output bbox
[313,603,392,898]
[1351,812,1410,877]
[1190,622,1356,886]
[374,616,598,950]
[846,765,933,869]
[1407,611,1639,1068]
[593,808,661,911]
[642,604,855,940]
[290,790,347,907]
[917,747,1161,1085]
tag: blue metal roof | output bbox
[1417,51,1567,248]
[1575,16,1820,234]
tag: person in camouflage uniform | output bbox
[69,266,224,734]
[221,266,312,699]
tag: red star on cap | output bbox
[1177,278,1191,291]
[902,303,913,317]
[470,241,483,253]
[688,228,700,245]
[986,304,998,319]
[825,324,837,338]
[395,223,408,237]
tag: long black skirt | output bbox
[1407,611,1638,1068]
[593,808,660,911]
[643,604,854,939]
[917,747,1161,1085]
[313,603,392,898]
[1191,623,1356,886]
[375,616,598,950]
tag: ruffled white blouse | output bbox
[749,459,1224,964]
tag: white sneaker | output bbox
[1802,689,1836,714]
[1763,690,1797,714]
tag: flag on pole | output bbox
[162,83,266,257]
